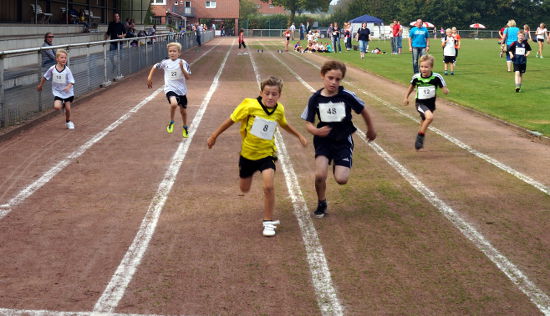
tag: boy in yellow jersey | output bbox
[207,76,307,237]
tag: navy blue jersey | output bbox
[509,40,532,64]
[301,86,365,141]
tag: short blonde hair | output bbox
[446,28,452,33]
[56,49,68,58]
[261,76,283,93]
[419,54,434,67]
[167,42,182,51]
[508,19,517,27]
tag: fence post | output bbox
[116,41,123,81]
[0,56,5,128]
[37,50,43,112]
[102,43,111,87]
[86,44,91,92]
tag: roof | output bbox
[349,14,383,24]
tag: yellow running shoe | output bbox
[166,121,174,134]
[182,126,189,138]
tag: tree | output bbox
[240,0,259,18]
[261,0,331,25]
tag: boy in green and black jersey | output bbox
[403,54,449,150]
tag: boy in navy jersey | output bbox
[147,42,191,137]
[403,55,449,150]
[509,31,532,92]
[301,60,376,218]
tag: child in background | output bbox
[147,42,191,137]
[301,60,376,218]
[403,55,449,150]
[509,31,532,92]
[442,28,456,75]
[36,49,76,130]
[207,76,307,237]
[238,29,246,49]
[451,27,461,66]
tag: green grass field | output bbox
[276,38,550,136]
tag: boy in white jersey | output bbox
[207,76,307,237]
[441,28,456,75]
[147,42,191,137]
[36,49,76,129]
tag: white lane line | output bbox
[250,47,344,315]
[0,308,165,316]
[0,44,219,220]
[291,52,550,196]
[275,47,550,315]
[93,42,233,313]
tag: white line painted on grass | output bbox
[0,44,219,221]
[93,42,233,313]
[275,48,550,315]
[250,47,343,315]
[291,52,550,196]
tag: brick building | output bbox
[252,0,286,15]
[150,0,239,33]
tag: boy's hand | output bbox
[316,126,332,137]
[403,97,409,106]
[36,85,43,91]
[147,79,153,88]
[63,85,71,92]
[207,135,216,148]
[298,135,308,147]
[366,129,377,142]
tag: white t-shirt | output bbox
[43,65,75,99]
[536,27,547,40]
[155,58,191,95]
[442,35,456,57]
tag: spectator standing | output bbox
[105,12,125,51]
[41,32,56,67]
[196,23,203,46]
[300,23,306,40]
[396,20,404,54]
[392,20,401,54]
[523,24,533,41]
[344,22,352,51]
[290,23,296,40]
[356,23,370,59]
[389,22,396,54]
[502,19,520,72]
[330,22,342,53]
[408,19,430,74]
[451,27,461,64]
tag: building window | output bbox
[205,1,216,8]
[269,4,274,8]
[185,1,191,7]
[151,0,166,5]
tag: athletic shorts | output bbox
[313,135,354,168]
[54,96,74,104]
[444,55,456,63]
[239,155,276,178]
[513,63,527,73]
[416,102,436,120]
[166,92,188,108]
[538,38,545,42]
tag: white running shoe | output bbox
[262,220,280,237]
[66,121,75,130]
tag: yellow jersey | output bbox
[230,97,288,160]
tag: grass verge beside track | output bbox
[262,38,550,136]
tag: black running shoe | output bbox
[415,134,425,150]
[314,200,327,218]
[515,87,520,93]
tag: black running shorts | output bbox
[166,92,188,108]
[239,155,276,178]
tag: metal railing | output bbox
[0,31,213,128]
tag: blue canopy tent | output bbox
[349,14,385,39]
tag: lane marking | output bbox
[291,52,550,196]
[0,44,219,220]
[249,47,344,315]
[0,308,165,316]
[269,45,550,315]
[93,42,234,313]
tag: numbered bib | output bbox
[515,47,525,55]
[165,68,183,81]
[418,86,436,100]
[319,101,346,122]
[250,117,277,140]
[53,73,66,84]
